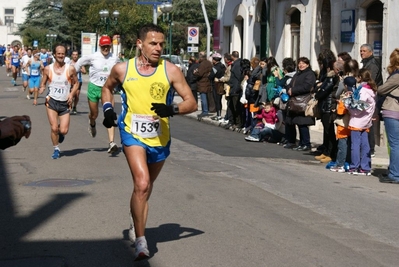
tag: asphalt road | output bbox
[1,70,398,267]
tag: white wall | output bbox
[0,0,30,45]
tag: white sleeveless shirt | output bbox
[48,63,71,101]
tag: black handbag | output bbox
[287,93,312,114]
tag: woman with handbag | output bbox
[285,57,317,151]
[314,50,339,163]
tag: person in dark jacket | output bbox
[194,54,213,118]
[210,53,226,120]
[185,56,199,103]
[242,57,262,133]
[314,52,339,163]
[360,43,382,157]
[224,51,243,129]
[285,57,316,151]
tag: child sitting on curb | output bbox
[245,102,277,142]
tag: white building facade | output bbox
[0,0,30,46]
[216,0,399,78]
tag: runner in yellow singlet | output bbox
[3,47,12,77]
[101,23,197,261]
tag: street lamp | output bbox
[46,34,57,51]
[159,1,173,59]
[96,9,119,52]
[99,9,120,35]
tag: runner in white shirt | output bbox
[39,44,79,159]
[64,56,71,64]
[74,35,119,153]
[20,48,32,95]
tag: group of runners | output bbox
[6,24,197,261]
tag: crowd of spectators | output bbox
[186,45,399,184]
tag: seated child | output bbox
[245,102,278,141]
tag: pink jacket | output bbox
[256,107,278,124]
[347,84,376,130]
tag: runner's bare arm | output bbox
[24,60,30,73]
[39,66,49,94]
[68,65,79,105]
[101,62,126,105]
[165,61,197,114]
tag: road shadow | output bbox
[61,148,92,157]
[0,151,138,266]
[92,147,122,156]
[122,223,204,259]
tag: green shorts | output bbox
[87,82,102,103]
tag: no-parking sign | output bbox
[187,27,199,44]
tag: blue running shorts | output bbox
[22,74,29,82]
[120,128,171,163]
[29,76,41,88]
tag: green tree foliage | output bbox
[18,0,217,56]
[159,0,217,56]
[19,0,68,48]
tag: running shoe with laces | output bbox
[245,135,259,142]
[354,169,371,176]
[107,141,118,153]
[52,149,60,159]
[11,78,15,85]
[347,168,358,175]
[330,165,345,173]
[88,121,96,137]
[134,238,150,261]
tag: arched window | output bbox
[290,9,300,61]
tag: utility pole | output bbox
[200,0,211,58]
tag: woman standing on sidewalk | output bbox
[377,48,399,184]
[285,57,316,151]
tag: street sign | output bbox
[33,40,38,48]
[187,27,199,44]
[187,46,198,53]
[341,10,355,43]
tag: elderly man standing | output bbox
[194,53,213,119]
[360,44,383,157]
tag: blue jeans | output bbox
[249,127,262,138]
[298,125,310,147]
[199,92,208,114]
[336,137,348,167]
[350,130,371,171]
[259,127,283,142]
[384,117,399,180]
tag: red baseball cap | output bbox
[99,36,112,46]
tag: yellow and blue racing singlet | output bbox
[119,58,174,147]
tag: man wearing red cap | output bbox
[74,35,120,153]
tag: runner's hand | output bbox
[103,109,117,128]
[151,103,174,118]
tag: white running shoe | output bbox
[26,95,30,100]
[88,121,96,137]
[107,141,118,153]
[128,213,136,243]
[134,238,150,261]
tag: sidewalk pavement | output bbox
[173,95,390,167]
[81,73,389,167]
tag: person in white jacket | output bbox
[74,35,119,153]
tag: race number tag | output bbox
[131,114,161,138]
[52,87,66,97]
[31,69,39,75]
